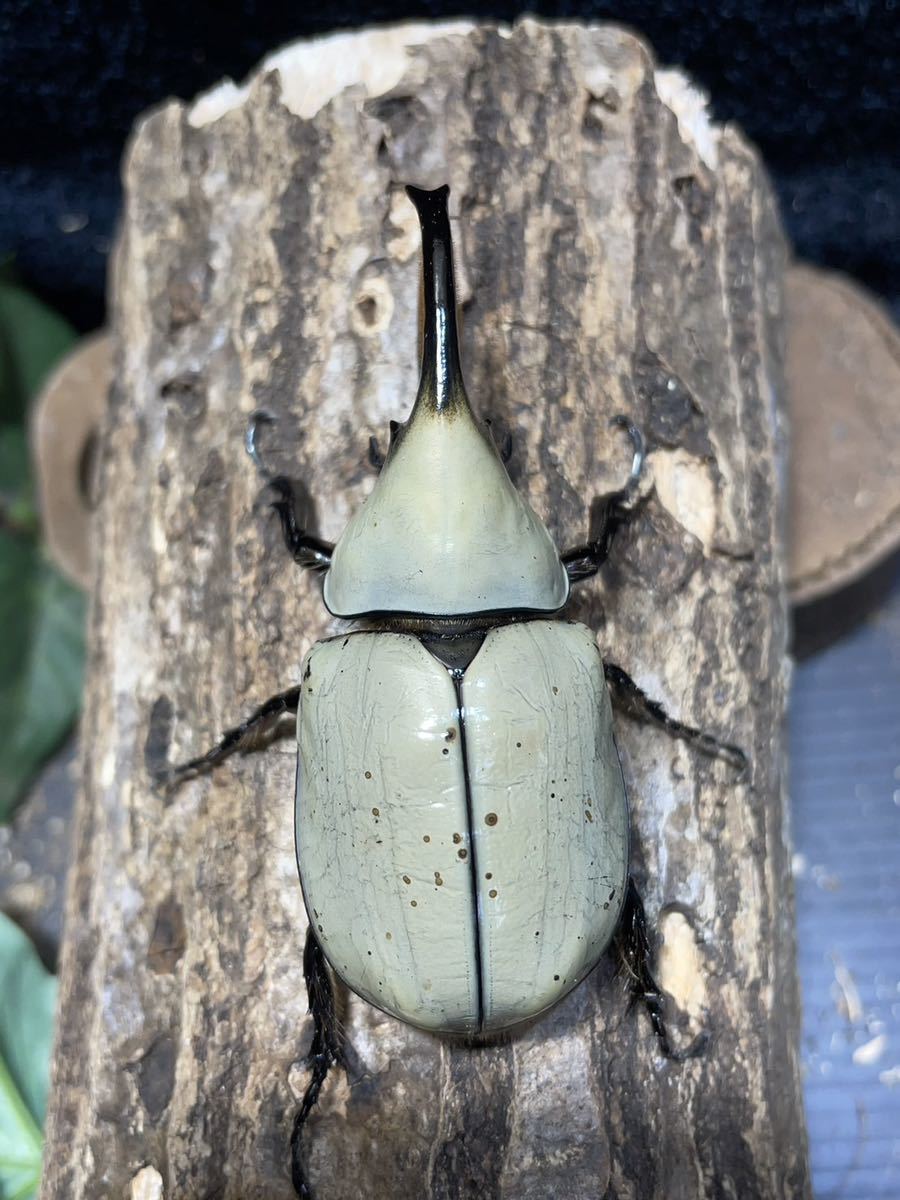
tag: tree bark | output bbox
[42,19,808,1200]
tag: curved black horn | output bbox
[406,184,466,413]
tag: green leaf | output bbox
[0,279,86,817]
[0,284,76,424]
[0,428,36,536]
[0,534,86,820]
[0,913,57,1200]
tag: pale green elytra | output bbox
[296,622,628,1033]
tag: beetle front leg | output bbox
[561,416,645,583]
[368,419,401,471]
[247,411,333,571]
[613,877,708,1062]
[291,926,343,1200]
[157,685,301,789]
[268,476,334,572]
[604,662,747,773]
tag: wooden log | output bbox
[41,19,809,1200]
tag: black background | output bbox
[1,0,898,332]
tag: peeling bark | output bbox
[42,20,808,1200]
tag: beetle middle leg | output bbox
[561,416,645,583]
[157,685,300,789]
[603,662,747,772]
[291,926,343,1200]
[613,877,708,1062]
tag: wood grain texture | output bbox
[41,19,808,1200]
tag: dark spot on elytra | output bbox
[489,889,498,898]
[452,833,462,844]
[372,807,380,817]
[458,849,467,860]
[485,813,498,826]
[402,875,411,885]
[365,771,372,780]
[434,872,444,886]
[445,728,457,742]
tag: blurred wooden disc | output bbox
[30,331,111,590]
[787,264,900,605]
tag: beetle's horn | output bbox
[406,184,467,414]
[321,183,571,619]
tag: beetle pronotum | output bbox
[164,184,745,1198]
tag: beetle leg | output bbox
[268,476,334,572]
[156,685,301,789]
[367,419,402,473]
[484,416,514,465]
[603,662,748,773]
[613,877,708,1062]
[561,416,645,583]
[246,412,333,571]
[291,926,343,1200]
[368,436,386,471]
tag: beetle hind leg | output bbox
[291,927,343,1199]
[603,662,747,773]
[613,878,708,1062]
[156,685,301,790]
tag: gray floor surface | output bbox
[791,569,900,1198]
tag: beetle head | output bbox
[323,185,569,620]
